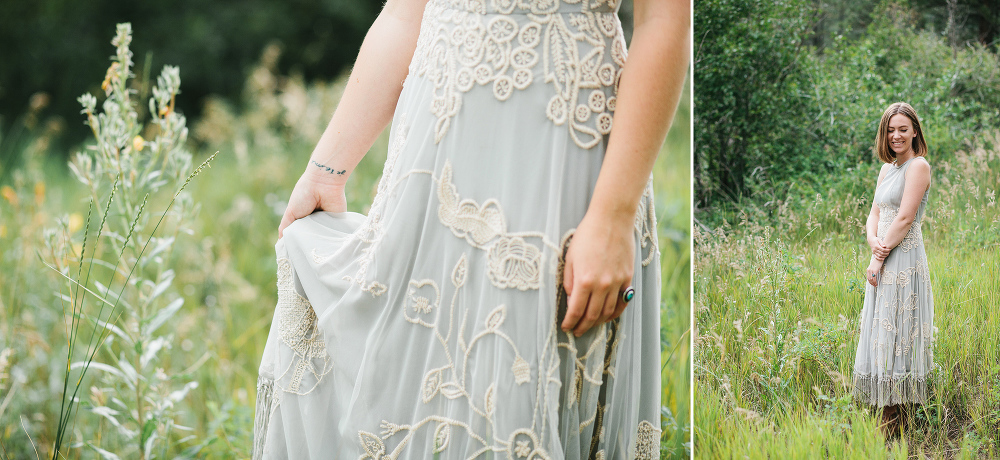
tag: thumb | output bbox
[562,251,574,296]
[278,209,295,239]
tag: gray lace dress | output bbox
[252,0,664,458]
[852,156,935,407]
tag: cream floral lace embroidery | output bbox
[868,256,932,359]
[876,203,923,253]
[356,253,559,459]
[409,0,627,149]
[274,258,333,395]
[634,420,661,460]
[437,160,554,290]
[634,179,658,267]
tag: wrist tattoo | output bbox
[311,160,346,175]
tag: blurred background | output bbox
[0,1,690,458]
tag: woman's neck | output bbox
[895,148,916,166]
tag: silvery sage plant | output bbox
[45,23,215,459]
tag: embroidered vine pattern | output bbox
[634,178,658,267]
[357,252,560,459]
[867,253,933,358]
[437,159,557,290]
[273,258,334,395]
[409,0,627,149]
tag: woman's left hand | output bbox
[561,212,635,337]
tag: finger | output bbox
[278,212,294,239]
[562,252,574,298]
[562,274,589,334]
[597,288,618,324]
[574,282,609,337]
[610,297,628,321]
[608,295,626,322]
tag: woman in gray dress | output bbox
[253,0,690,457]
[853,102,935,435]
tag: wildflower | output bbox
[34,182,45,206]
[68,213,83,233]
[90,386,106,406]
[0,185,17,206]
[132,135,145,152]
[101,62,120,95]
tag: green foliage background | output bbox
[0,0,383,169]
[694,0,1000,216]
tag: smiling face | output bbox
[874,102,927,164]
[886,113,915,157]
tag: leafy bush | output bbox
[694,0,817,208]
[695,0,1000,224]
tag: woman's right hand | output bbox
[868,236,890,261]
[278,171,347,238]
[865,258,883,287]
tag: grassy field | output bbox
[694,133,1000,458]
[0,41,691,458]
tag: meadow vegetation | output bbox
[695,1,1000,456]
[0,25,691,459]
[694,133,1000,457]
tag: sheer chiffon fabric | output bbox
[852,157,935,407]
[253,0,663,458]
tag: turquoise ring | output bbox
[621,287,635,303]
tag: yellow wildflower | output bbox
[133,135,145,152]
[0,186,16,206]
[101,62,120,95]
[68,213,83,233]
[34,182,45,206]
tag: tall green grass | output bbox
[654,68,692,460]
[694,133,1000,458]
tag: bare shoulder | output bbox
[908,156,932,178]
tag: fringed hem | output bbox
[252,376,276,460]
[852,372,931,407]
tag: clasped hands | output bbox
[865,236,891,287]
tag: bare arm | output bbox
[865,164,891,260]
[561,0,691,336]
[587,0,692,223]
[879,159,931,250]
[279,0,430,236]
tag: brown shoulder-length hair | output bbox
[874,102,928,164]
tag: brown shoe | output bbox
[879,405,900,439]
